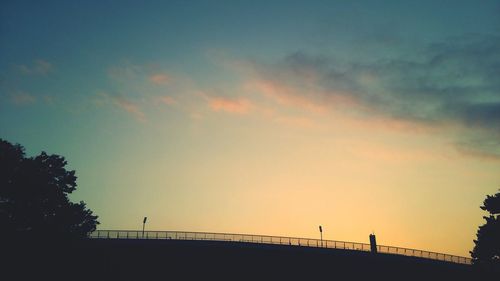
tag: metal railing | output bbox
[89,230,472,265]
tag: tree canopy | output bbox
[471,190,500,267]
[0,139,98,239]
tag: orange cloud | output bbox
[246,79,363,115]
[149,73,170,85]
[208,97,253,114]
[243,77,437,134]
[247,80,326,113]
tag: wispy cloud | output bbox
[207,96,253,114]
[245,79,358,114]
[14,59,53,75]
[247,79,320,113]
[107,62,143,81]
[10,91,36,105]
[149,73,170,85]
[264,35,500,131]
[103,62,183,121]
[112,96,146,122]
[454,139,500,162]
[94,92,146,122]
[106,62,193,106]
[229,34,500,157]
[156,95,176,105]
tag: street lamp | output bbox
[142,217,147,238]
[319,225,323,247]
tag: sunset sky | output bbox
[1,0,500,257]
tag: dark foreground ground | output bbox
[3,238,495,280]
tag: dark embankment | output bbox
[3,238,491,280]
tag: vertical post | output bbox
[142,217,147,238]
[319,225,323,247]
[369,234,378,254]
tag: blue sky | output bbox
[1,0,500,256]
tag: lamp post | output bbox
[142,217,147,238]
[319,225,323,247]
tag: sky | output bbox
[1,0,500,257]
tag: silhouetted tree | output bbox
[0,139,99,240]
[471,190,500,267]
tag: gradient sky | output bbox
[1,0,500,257]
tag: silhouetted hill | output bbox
[3,239,490,281]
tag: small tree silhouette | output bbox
[0,139,99,240]
[471,190,500,267]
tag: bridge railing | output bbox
[89,230,471,265]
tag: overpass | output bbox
[90,230,472,265]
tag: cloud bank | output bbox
[234,34,500,158]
